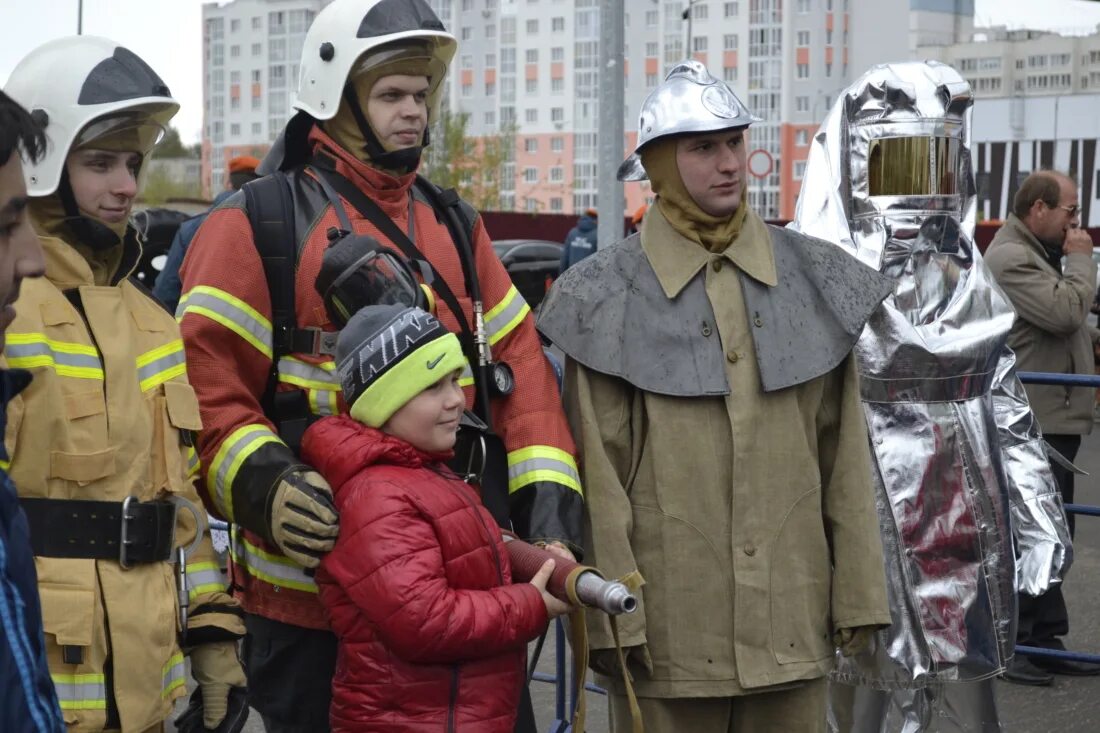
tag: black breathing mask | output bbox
[315,227,434,328]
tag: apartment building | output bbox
[915,25,1100,227]
[201,0,974,216]
[200,0,330,196]
[432,0,973,219]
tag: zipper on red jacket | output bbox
[447,664,459,733]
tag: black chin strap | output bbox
[341,84,426,174]
[56,170,124,252]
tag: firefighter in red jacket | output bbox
[178,1,583,731]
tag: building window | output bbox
[461,26,473,40]
[525,138,538,153]
[526,79,538,93]
[462,0,474,10]
[270,65,286,89]
[524,167,538,183]
[501,17,516,44]
[269,11,285,34]
[550,166,563,182]
[648,72,660,86]
[527,19,539,34]
[252,122,262,136]
[725,2,739,16]
[552,46,565,62]
[551,107,564,122]
[525,108,538,123]
[252,16,261,30]
[212,44,224,66]
[796,95,809,112]
[501,48,516,74]
[552,78,564,94]
[646,10,658,26]
[230,19,240,33]
[550,197,563,212]
[646,41,659,56]
[501,106,516,124]
[693,37,708,52]
[486,81,496,95]
[796,64,810,79]
[252,43,262,56]
[723,67,737,82]
[796,130,809,145]
[485,110,496,125]
[231,96,240,111]
[526,49,538,63]
[551,137,564,152]
[724,35,738,50]
[797,0,811,12]
[552,17,565,32]
[525,198,539,212]
[693,3,708,19]
[797,31,810,46]
[230,123,240,136]
[462,83,472,97]
[289,9,312,33]
[269,39,285,62]
[794,161,807,180]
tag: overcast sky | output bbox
[1,0,1099,145]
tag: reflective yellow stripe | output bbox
[51,673,106,710]
[162,652,186,698]
[484,285,531,346]
[206,424,282,519]
[0,459,9,471]
[186,561,226,601]
[186,445,200,477]
[507,445,582,495]
[230,527,318,593]
[136,339,188,391]
[5,333,104,380]
[178,286,273,359]
[277,356,339,392]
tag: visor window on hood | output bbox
[868,136,960,197]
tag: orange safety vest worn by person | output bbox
[178,1,582,730]
[3,36,246,732]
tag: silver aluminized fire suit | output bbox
[791,61,1072,732]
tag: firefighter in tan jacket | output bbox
[4,37,246,732]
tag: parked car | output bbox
[492,238,564,310]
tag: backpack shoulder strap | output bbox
[241,172,296,417]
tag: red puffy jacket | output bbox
[303,415,549,732]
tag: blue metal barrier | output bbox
[1015,370,1100,666]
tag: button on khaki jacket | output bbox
[561,207,891,697]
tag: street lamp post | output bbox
[596,0,625,247]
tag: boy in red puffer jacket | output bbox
[302,304,574,732]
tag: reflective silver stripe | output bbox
[277,357,340,390]
[186,564,226,599]
[211,425,281,516]
[5,341,103,372]
[484,288,531,346]
[179,289,273,358]
[508,456,582,484]
[162,653,186,697]
[137,348,186,391]
[51,674,106,710]
[231,533,318,593]
[312,388,338,416]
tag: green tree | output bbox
[422,110,515,211]
[140,165,201,205]
[153,126,198,159]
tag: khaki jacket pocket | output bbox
[770,485,833,665]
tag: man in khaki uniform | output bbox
[538,61,893,732]
[986,170,1100,680]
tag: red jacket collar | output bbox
[301,415,454,494]
[308,125,419,222]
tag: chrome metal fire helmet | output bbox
[618,60,761,181]
[792,60,976,270]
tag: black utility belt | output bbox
[21,497,177,568]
